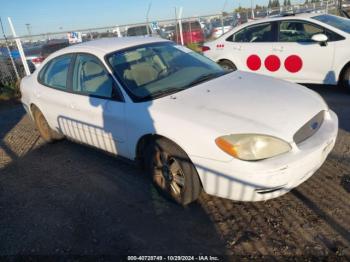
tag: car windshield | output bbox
[107,42,226,102]
[312,14,350,34]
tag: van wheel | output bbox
[145,137,202,206]
[32,108,63,142]
[340,65,350,90]
[218,60,237,71]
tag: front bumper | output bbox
[191,110,338,202]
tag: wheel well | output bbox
[339,61,350,83]
[30,104,40,118]
[217,59,235,66]
[135,134,188,167]
[135,134,158,165]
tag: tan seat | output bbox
[81,61,112,97]
[124,62,158,86]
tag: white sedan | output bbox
[20,37,338,205]
[203,13,350,89]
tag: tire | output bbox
[218,60,237,71]
[340,65,350,90]
[32,107,63,142]
[145,137,202,206]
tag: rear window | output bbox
[39,54,72,90]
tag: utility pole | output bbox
[146,1,152,36]
[0,17,20,81]
[221,0,228,37]
[251,0,255,19]
[25,23,31,37]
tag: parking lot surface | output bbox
[0,85,349,259]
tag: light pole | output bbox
[25,23,31,41]
[146,1,152,36]
[221,0,228,36]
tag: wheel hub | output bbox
[161,165,173,181]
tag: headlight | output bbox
[215,134,291,161]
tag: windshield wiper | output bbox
[185,72,226,88]
[139,87,185,101]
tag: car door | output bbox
[225,22,279,75]
[272,20,335,84]
[36,54,74,132]
[58,53,127,156]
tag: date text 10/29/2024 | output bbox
[127,255,221,261]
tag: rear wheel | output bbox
[218,60,237,71]
[145,137,202,206]
[340,65,350,90]
[32,107,63,142]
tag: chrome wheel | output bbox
[152,150,185,201]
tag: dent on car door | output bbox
[57,53,126,155]
[272,20,335,84]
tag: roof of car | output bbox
[217,11,332,36]
[240,11,326,26]
[59,36,169,54]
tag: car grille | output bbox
[294,111,325,144]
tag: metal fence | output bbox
[0,0,347,88]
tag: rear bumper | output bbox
[191,110,338,202]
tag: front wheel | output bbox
[145,138,202,206]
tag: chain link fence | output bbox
[0,0,347,90]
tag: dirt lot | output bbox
[0,86,349,260]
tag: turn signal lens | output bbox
[215,134,291,161]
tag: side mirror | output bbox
[311,33,328,46]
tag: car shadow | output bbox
[0,140,228,256]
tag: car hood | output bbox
[151,71,328,143]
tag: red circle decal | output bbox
[247,55,261,71]
[285,55,303,73]
[264,55,281,72]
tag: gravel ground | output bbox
[0,85,349,260]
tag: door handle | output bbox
[273,46,284,52]
[233,45,242,51]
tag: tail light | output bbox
[31,57,44,64]
[202,46,210,52]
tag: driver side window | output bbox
[72,54,114,98]
[279,21,323,42]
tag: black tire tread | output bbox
[145,137,202,206]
